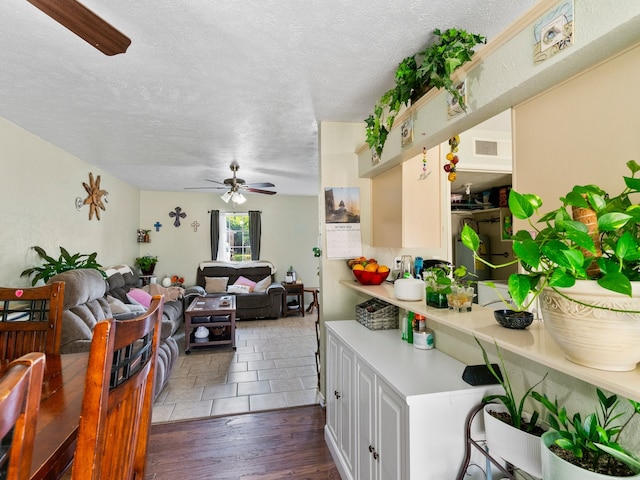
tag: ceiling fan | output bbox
[186,163,277,204]
[26,0,131,56]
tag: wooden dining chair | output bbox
[0,282,65,360]
[0,352,46,480]
[70,295,164,480]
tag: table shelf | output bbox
[340,279,640,402]
[184,296,236,353]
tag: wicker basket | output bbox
[355,298,399,330]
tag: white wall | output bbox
[0,117,139,287]
[139,191,319,291]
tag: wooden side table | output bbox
[281,282,304,317]
[304,287,319,313]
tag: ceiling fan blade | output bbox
[183,186,227,190]
[204,179,226,185]
[245,188,277,195]
[26,0,131,56]
[244,182,275,188]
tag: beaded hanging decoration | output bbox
[422,147,427,173]
[444,135,460,182]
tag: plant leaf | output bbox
[598,212,632,231]
[508,191,540,220]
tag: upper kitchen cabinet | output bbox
[372,146,442,249]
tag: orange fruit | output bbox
[364,263,378,272]
[352,264,365,271]
[377,265,389,273]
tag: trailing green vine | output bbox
[365,28,486,158]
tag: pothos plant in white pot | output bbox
[462,160,640,371]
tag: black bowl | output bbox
[493,309,533,329]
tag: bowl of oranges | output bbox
[348,257,390,285]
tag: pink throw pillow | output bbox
[126,288,153,308]
[234,276,257,292]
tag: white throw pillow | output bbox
[227,284,250,294]
[253,276,272,293]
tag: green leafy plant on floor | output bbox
[365,28,486,157]
[21,246,104,285]
[533,388,640,475]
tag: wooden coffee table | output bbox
[184,295,236,353]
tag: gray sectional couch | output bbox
[49,266,182,399]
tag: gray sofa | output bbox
[189,261,284,320]
[49,267,182,399]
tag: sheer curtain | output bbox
[248,210,261,260]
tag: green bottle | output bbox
[406,312,414,343]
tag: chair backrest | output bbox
[71,295,164,480]
[0,283,65,360]
[0,352,46,480]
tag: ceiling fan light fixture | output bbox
[221,191,232,203]
[232,192,247,204]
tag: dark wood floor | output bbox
[145,404,340,479]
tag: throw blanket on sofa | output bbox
[198,260,277,274]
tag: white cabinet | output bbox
[371,147,443,249]
[325,321,499,480]
[326,329,356,479]
[356,360,404,480]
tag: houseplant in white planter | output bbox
[533,388,640,478]
[475,337,547,478]
[461,160,640,371]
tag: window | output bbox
[224,213,251,261]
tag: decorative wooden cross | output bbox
[154,221,162,231]
[169,207,187,227]
[191,220,200,232]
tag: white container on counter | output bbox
[413,328,434,350]
[394,277,425,301]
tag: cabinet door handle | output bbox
[373,451,379,460]
[368,445,374,453]
[334,390,341,399]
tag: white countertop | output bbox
[340,279,640,402]
[326,321,492,401]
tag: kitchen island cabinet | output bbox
[325,321,498,480]
[371,147,444,252]
[326,330,356,478]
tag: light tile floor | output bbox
[151,311,320,423]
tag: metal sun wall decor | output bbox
[169,207,187,227]
[82,172,107,220]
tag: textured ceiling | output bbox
[0,0,538,196]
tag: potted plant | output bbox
[21,246,104,285]
[533,388,640,478]
[461,160,640,371]
[423,263,471,308]
[365,28,486,157]
[135,254,158,275]
[475,337,547,477]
